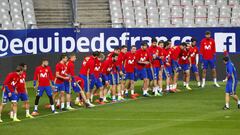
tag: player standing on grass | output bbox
[147,38,162,96]
[66,53,82,106]
[15,63,34,118]
[0,66,23,122]
[123,45,139,99]
[178,43,192,90]
[222,57,240,110]
[101,53,119,102]
[32,58,57,116]
[189,38,201,87]
[157,41,165,94]
[200,31,220,88]
[163,41,173,92]
[136,41,151,97]
[79,52,100,106]
[54,54,73,111]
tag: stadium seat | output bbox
[133,0,145,7]
[122,0,133,7]
[145,0,157,7]
[2,20,13,30]
[216,0,228,6]
[229,0,239,6]
[169,0,181,6]
[193,0,204,5]
[184,6,194,18]
[0,0,10,11]
[220,6,231,18]
[13,20,25,29]
[205,0,216,5]
[157,0,169,6]
[181,0,193,6]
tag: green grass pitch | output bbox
[0,81,240,135]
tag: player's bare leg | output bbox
[111,85,117,102]
[143,78,150,97]
[153,79,161,96]
[185,70,192,90]
[0,104,5,122]
[223,93,230,109]
[60,91,65,111]
[158,69,163,94]
[12,102,20,122]
[201,69,207,88]
[194,72,201,87]
[212,68,220,87]
[24,101,34,118]
[66,93,74,110]
[173,71,179,90]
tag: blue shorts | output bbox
[226,79,238,95]
[125,72,135,81]
[90,76,103,89]
[172,60,181,72]
[79,74,90,92]
[1,91,18,104]
[180,64,190,72]
[108,73,119,85]
[72,83,81,93]
[134,68,138,81]
[164,66,173,77]
[17,93,29,101]
[154,67,160,80]
[191,64,199,73]
[146,68,155,80]
[55,83,65,92]
[37,86,53,97]
[202,58,216,70]
[136,68,148,80]
[101,74,109,85]
[64,81,71,94]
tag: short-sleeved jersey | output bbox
[34,66,54,86]
[135,49,150,70]
[93,59,102,78]
[200,38,216,60]
[55,62,68,84]
[124,52,136,73]
[179,49,190,65]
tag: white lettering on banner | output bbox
[0,31,237,57]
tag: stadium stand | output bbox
[0,0,36,30]
[109,0,240,28]
[0,0,239,29]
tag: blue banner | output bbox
[0,27,239,57]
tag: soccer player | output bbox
[147,38,162,96]
[90,53,105,104]
[116,45,127,100]
[200,31,220,88]
[189,38,201,87]
[124,45,139,99]
[157,40,165,94]
[101,53,119,102]
[66,53,81,106]
[32,58,57,115]
[55,54,73,111]
[170,43,182,91]
[163,41,173,92]
[178,43,192,90]
[0,66,23,122]
[79,52,100,106]
[16,63,33,118]
[222,57,240,110]
[136,41,151,97]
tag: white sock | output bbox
[202,78,206,84]
[213,78,217,83]
[121,90,124,95]
[61,103,65,109]
[75,97,80,102]
[26,110,30,115]
[183,82,186,86]
[159,88,163,92]
[143,90,148,95]
[170,85,173,90]
[125,90,128,94]
[131,90,134,95]
[10,111,14,118]
[226,103,230,108]
[112,95,116,100]
[186,83,189,87]
[86,99,90,104]
[103,97,106,101]
[51,105,55,111]
[34,105,38,111]
[56,99,60,105]
[67,102,70,108]
[238,100,240,105]
[166,85,170,91]
[197,82,201,86]
[13,112,17,119]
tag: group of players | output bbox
[0,31,238,123]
